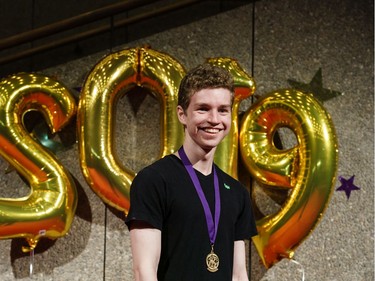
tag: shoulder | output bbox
[139,154,180,173]
[133,154,182,183]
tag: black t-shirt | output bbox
[125,154,257,281]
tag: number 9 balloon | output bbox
[0,73,78,252]
[240,89,338,268]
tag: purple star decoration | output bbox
[336,175,360,199]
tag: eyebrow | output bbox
[194,102,231,108]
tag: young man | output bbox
[125,64,257,281]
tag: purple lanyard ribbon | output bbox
[178,147,221,245]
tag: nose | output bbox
[208,110,219,124]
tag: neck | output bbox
[177,144,216,175]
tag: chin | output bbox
[200,141,222,151]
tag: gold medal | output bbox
[206,245,219,272]
[179,148,221,273]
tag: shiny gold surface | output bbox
[0,73,77,252]
[208,57,256,178]
[240,89,338,268]
[78,47,185,214]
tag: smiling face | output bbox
[177,87,232,152]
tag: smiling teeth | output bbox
[204,128,220,133]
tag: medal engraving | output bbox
[206,247,219,272]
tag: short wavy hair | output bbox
[177,63,234,111]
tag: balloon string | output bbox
[290,258,305,281]
[29,249,34,278]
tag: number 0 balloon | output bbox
[78,47,185,213]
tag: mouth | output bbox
[200,127,222,134]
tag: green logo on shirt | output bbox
[224,183,231,190]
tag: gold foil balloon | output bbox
[78,47,185,213]
[207,58,256,178]
[240,89,338,268]
[0,73,78,252]
[139,47,185,157]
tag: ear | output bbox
[177,105,186,126]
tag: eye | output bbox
[219,107,231,114]
[197,106,209,112]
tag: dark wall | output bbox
[0,0,251,77]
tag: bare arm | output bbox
[232,240,249,281]
[129,221,161,281]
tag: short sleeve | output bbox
[125,166,166,230]
[234,185,258,240]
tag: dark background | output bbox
[0,0,252,77]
